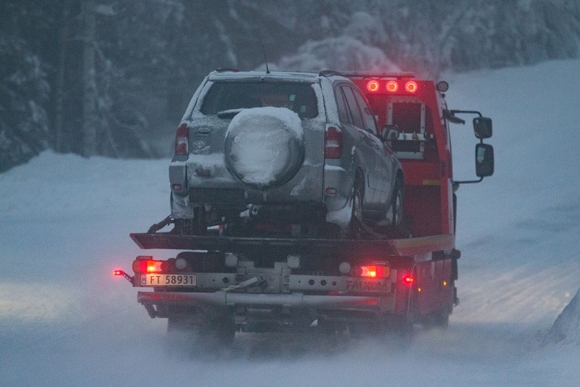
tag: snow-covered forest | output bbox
[1,0,579,172]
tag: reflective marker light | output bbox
[175,257,187,270]
[225,253,239,268]
[405,81,418,93]
[367,80,380,92]
[386,81,398,93]
[287,255,301,269]
[339,262,351,274]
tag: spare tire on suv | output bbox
[224,107,305,190]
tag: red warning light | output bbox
[402,274,414,286]
[386,81,398,93]
[405,81,418,93]
[367,80,380,92]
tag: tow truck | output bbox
[115,72,494,345]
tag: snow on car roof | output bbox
[208,70,324,83]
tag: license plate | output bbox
[141,274,197,287]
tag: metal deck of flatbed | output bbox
[130,233,455,257]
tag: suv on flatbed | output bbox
[169,70,404,238]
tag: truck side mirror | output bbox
[381,125,399,141]
[473,117,492,139]
[475,143,494,177]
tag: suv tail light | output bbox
[174,123,189,156]
[325,125,343,159]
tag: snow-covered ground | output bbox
[1,59,579,386]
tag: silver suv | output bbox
[169,70,404,237]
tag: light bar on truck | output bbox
[405,81,418,93]
[365,80,419,94]
[366,80,380,92]
[386,81,398,93]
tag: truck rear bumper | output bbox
[138,291,394,317]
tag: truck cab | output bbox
[347,74,494,238]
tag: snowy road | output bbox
[1,60,580,386]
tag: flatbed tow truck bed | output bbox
[130,232,455,257]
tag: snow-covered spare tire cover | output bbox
[224,107,305,190]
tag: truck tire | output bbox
[224,108,305,190]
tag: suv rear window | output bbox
[200,82,318,119]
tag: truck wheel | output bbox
[421,307,450,329]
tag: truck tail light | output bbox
[174,123,189,156]
[356,265,390,278]
[325,125,343,159]
[132,257,168,274]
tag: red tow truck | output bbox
[115,72,494,344]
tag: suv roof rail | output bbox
[342,72,416,79]
[215,67,240,73]
[318,70,344,77]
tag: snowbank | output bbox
[544,287,580,346]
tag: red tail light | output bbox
[357,265,390,278]
[325,125,343,159]
[132,257,168,274]
[174,123,189,156]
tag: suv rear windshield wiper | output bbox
[216,108,244,119]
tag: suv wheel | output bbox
[348,176,364,238]
[390,178,404,230]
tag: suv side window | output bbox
[353,89,377,133]
[341,86,364,128]
[334,87,351,124]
